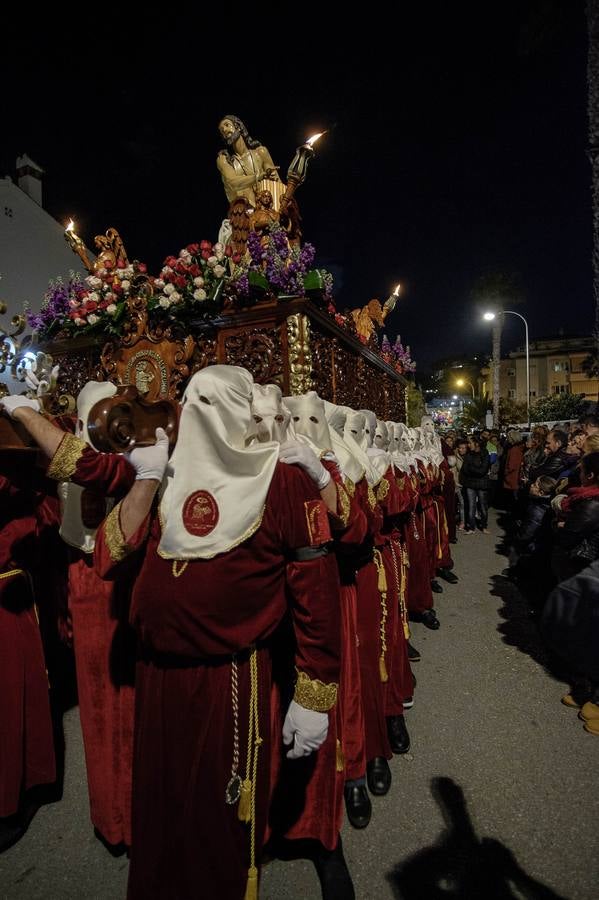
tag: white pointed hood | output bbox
[158,366,279,560]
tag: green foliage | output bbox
[407,382,426,427]
[499,397,528,425]
[529,393,588,422]
[470,272,525,309]
[458,396,492,430]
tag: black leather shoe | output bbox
[437,567,459,584]
[431,579,443,593]
[366,757,392,796]
[421,609,440,630]
[387,715,411,754]
[407,641,421,662]
[313,836,356,900]
[344,784,372,829]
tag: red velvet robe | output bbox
[94,462,341,900]
[384,470,418,712]
[0,463,58,817]
[354,475,394,763]
[269,460,367,850]
[407,469,434,614]
[48,435,136,846]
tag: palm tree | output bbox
[470,273,525,428]
[459,396,492,431]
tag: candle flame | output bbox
[65,219,75,233]
[393,283,401,296]
[306,131,326,147]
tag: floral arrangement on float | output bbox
[29,225,335,341]
[380,333,417,373]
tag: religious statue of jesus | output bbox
[217,115,282,208]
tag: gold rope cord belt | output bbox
[433,501,443,560]
[0,568,25,581]
[373,549,389,683]
[390,539,410,640]
[225,648,262,900]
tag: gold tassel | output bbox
[238,778,252,823]
[379,655,389,683]
[244,865,259,900]
[336,739,345,773]
[377,565,388,593]
[403,621,411,640]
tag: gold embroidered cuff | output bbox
[294,668,338,712]
[47,433,86,481]
[104,501,131,563]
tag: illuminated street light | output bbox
[455,377,475,398]
[483,309,530,428]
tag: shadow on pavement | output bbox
[386,777,567,900]
[490,574,551,668]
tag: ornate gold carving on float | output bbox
[286,313,314,395]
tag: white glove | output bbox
[551,494,567,513]
[0,395,41,418]
[282,699,329,760]
[278,440,331,490]
[125,427,170,481]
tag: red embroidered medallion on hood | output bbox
[182,491,220,536]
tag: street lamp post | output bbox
[455,378,476,398]
[483,310,530,429]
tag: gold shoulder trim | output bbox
[376,477,390,502]
[47,433,86,481]
[294,668,338,712]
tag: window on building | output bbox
[553,361,569,372]
[508,389,516,399]
[507,368,516,377]
[530,391,536,398]
[552,384,569,394]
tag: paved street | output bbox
[2,510,598,899]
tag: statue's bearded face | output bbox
[219,118,241,146]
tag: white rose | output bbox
[68,299,80,309]
[170,291,181,304]
[213,265,226,278]
[106,304,117,315]
[104,292,115,302]
[215,250,225,261]
[164,284,175,295]
[86,276,102,289]
[162,266,173,276]
[193,289,207,301]
[214,242,224,253]
[193,276,204,288]
[74,318,85,326]
[87,292,100,303]
[159,296,171,309]
[87,314,99,325]
[120,280,130,291]
[179,250,192,261]
[207,255,218,268]
[154,279,165,289]
[122,267,134,278]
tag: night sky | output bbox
[2,2,591,370]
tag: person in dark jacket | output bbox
[541,556,599,730]
[517,476,557,553]
[551,451,599,583]
[529,429,569,483]
[461,436,491,533]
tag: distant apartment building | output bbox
[484,335,598,403]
